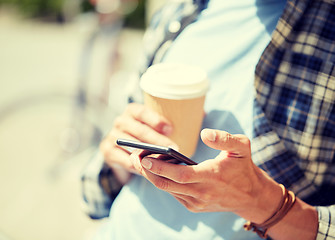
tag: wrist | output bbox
[244,184,296,238]
[266,198,318,240]
[239,167,318,240]
[237,168,283,224]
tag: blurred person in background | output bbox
[82,0,335,239]
[85,0,141,104]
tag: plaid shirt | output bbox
[252,0,335,239]
[81,0,335,239]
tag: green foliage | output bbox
[123,0,146,29]
[0,0,65,19]
[81,0,94,12]
[0,0,145,26]
[0,0,95,21]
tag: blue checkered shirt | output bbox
[252,0,335,239]
[81,0,335,239]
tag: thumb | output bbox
[200,128,251,157]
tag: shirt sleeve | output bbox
[81,151,123,219]
[317,206,335,240]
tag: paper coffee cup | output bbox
[140,63,209,157]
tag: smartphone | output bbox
[116,138,197,165]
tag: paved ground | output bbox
[0,9,144,240]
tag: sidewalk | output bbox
[0,9,144,240]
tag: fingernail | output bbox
[141,158,152,169]
[162,125,173,135]
[207,130,216,142]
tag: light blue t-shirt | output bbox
[95,0,286,239]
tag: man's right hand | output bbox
[100,103,177,180]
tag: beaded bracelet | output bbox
[244,184,296,239]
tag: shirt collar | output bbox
[193,0,209,10]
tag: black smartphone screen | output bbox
[116,139,197,165]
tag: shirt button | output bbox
[168,21,181,33]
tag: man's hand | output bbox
[131,128,283,224]
[100,103,177,178]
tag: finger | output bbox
[171,192,199,203]
[134,157,205,201]
[129,151,182,186]
[200,128,251,157]
[100,139,137,172]
[171,193,205,213]
[115,115,178,148]
[140,156,198,184]
[129,150,176,176]
[171,194,197,212]
[125,103,173,136]
[102,129,135,154]
[107,148,135,169]
[172,195,190,207]
[129,150,167,176]
[138,166,194,196]
[100,129,141,171]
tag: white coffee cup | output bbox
[140,63,209,157]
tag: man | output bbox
[82,0,335,239]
